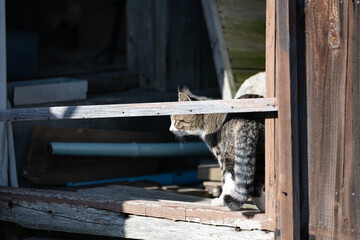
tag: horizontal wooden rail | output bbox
[0,98,278,122]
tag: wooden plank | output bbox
[275,0,300,239]
[126,0,156,90]
[265,0,276,231]
[214,0,265,88]
[126,0,138,74]
[295,0,309,237]
[0,98,278,122]
[0,210,272,240]
[168,0,200,91]
[344,5,358,238]
[0,186,273,232]
[127,1,214,92]
[0,0,7,187]
[79,185,212,204]
[0,0,5,111]
[201,0,236,99]
[215,0,266,69]
[352,1,360,237]
[198,162,221,181]
[305,1,359,239]
[10,78,87,106]
[154,0,169,92]
[305,0,341,238]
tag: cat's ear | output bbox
[178,84,208,101]
[178,85,193,101]
[178,85,193,95]
[178,93,192,101]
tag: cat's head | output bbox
[169,85,208,137]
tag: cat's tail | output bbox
[223,121,259,211]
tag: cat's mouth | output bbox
[170,129,186,137]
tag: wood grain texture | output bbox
[127,0,218,92]
[201,0,236,99]
[305,0,359,239]
[198,163,221,181]
[126,0,156,90]
[265,0,276,231]
[0,186,274,232]
[275,0,301,239]
[0,0,6,110]
[0,0,7,187]
[0,210,272,240]
[0,98,278,122]
[215,0,266,87]
[352,2,360,238]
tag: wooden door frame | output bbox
[266,0,301,239]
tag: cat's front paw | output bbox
[211,197,224,206]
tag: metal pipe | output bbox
[50,142,210,157]
[67,170,199,187]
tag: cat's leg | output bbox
[211,171,236,206]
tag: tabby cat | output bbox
[169,85,265,211]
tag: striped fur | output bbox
[170,85,265,211]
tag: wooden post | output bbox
[275,0,300,239]
[0,0,8,186]
[305,1,360,238]
[201,0,235,100]
[352,1,360,237]
[265,0,276,230]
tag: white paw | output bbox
[211,197,224,206]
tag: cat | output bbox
[169,85,265,212]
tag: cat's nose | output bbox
[169,123,176,132]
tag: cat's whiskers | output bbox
[174,135,187,150]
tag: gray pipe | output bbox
[50,142,210,157]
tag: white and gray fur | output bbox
[169,85,265,211]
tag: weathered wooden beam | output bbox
[0,98,278,122]
[0,0,7,187]
[201,0,236,99]
[265,0,277,231]
[305,1,360,239]
[275,0,301,239]
[0,186,273,233]
[0,0,5,111]
[1,208,271,240]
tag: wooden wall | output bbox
[270,0,360,238]
[305,0,360,239]
[215,0,266,89]
[126,0,218,92]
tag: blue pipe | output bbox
[50,142,210,157]
[67,170,199,187]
